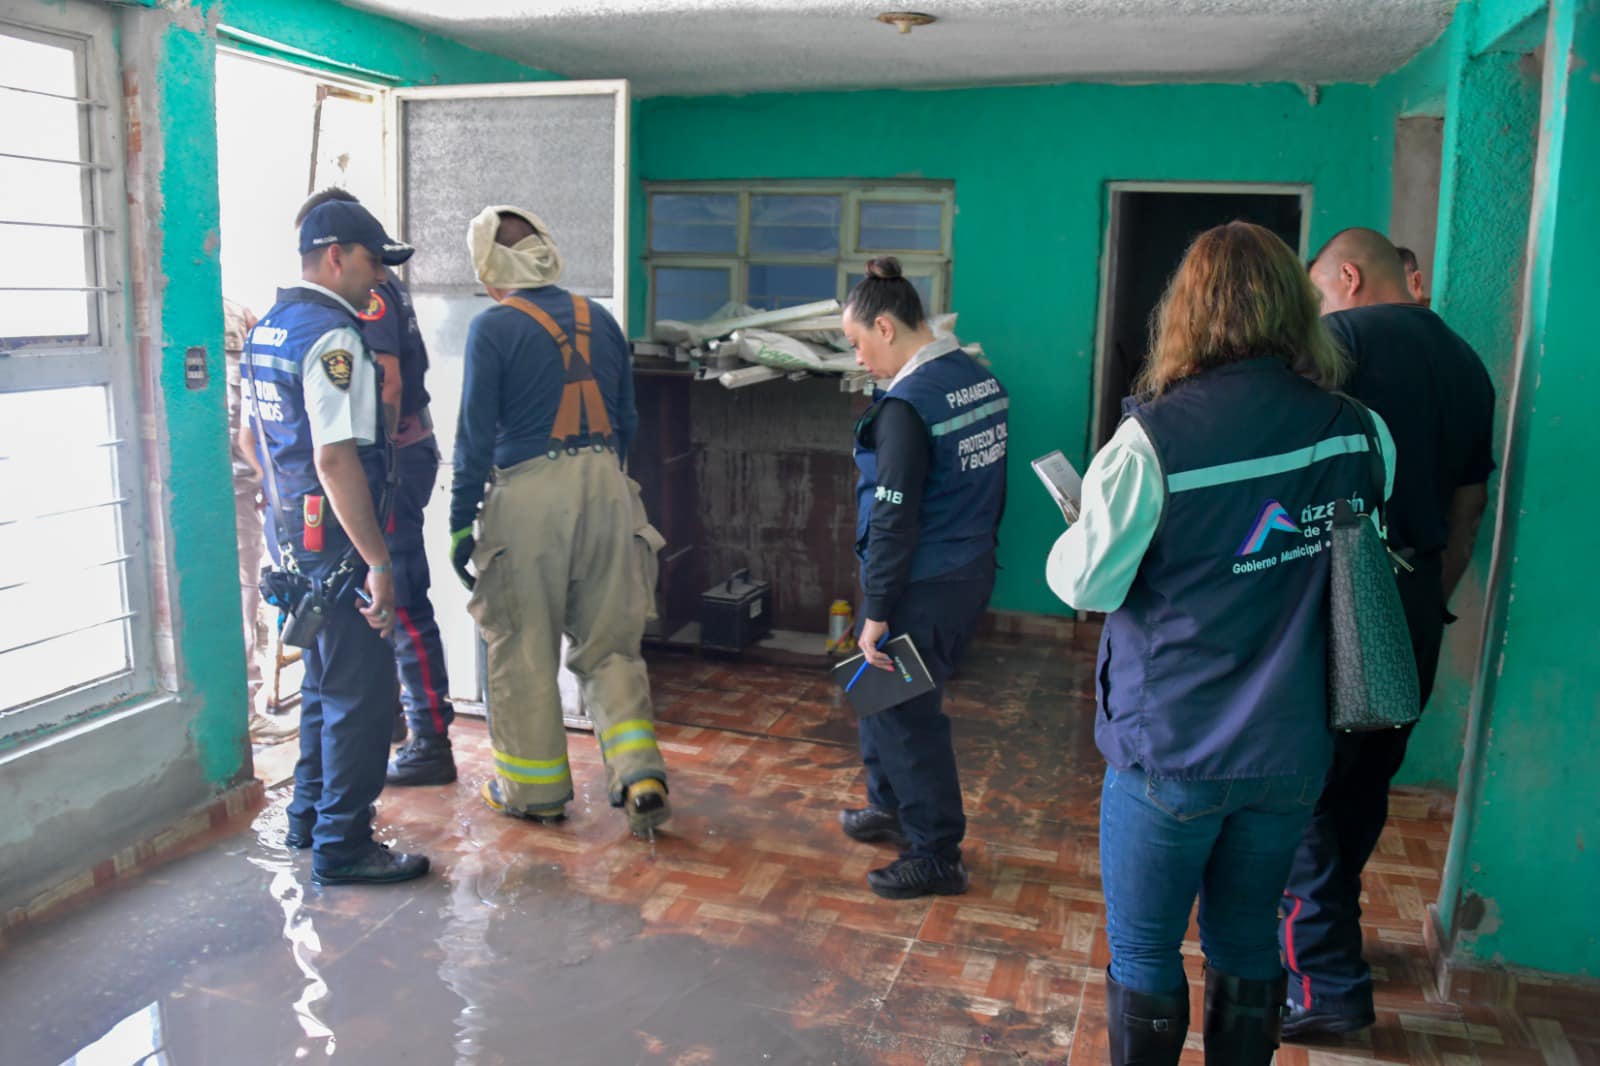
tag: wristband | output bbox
[369,561,391,574]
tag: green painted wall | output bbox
[1437,0,1600,977]
[217,0,559,86]
[1371,2,1546,790]
[140,0,556,791]
[634,82,1383,616]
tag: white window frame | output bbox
[0,2,153,738]
[644,180,954,326]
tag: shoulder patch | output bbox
[357,291,388,322]
[320,348,354,391]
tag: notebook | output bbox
[831,634,936,717]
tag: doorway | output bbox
[1091,184,1309,451]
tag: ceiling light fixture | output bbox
[876,11,937,34]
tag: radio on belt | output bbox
[699,568,773,653]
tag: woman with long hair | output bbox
[1047,222,1395,1065]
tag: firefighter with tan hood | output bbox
[450,205,670,835]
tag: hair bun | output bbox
[865,256,904,281]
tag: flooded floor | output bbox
[3,636,1595,1064]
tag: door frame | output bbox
[1089,181,1314,460]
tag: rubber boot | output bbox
[1203,967,1285,1066]
[625,778,671,836]
[1107,968,1189,1066]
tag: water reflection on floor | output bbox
[4,641,1570,1065]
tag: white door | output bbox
[387,80,631,727]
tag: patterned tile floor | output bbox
[2,634,1596,1064]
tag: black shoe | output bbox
[1107,970,1189,1066]
[284,820,312,850]
[1281,999,1374,1041]
[1203,968,1285,1064]
[386,736,457,786]
[311,843,430,886]
[391,712,408,746]
[866,855,968,900]
[839,806,908,848]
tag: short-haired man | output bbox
[238,200,429,885]
[451,205,670,834]
[1283,227,1494,1036]
[292,188,458,788]
[1394,245,1429,306]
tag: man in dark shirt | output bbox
[450,205,668,836]
[1281,228,1495,1038]
[295,188,457,787]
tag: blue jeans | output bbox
[1100,765,1321,995]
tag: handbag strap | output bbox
[1337,394,1388,530]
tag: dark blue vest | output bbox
[243,286,385,568]
[360,277,431,417]
[854,349,1009,582]
[1097,358,1381,780]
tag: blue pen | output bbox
[845,631,892,692]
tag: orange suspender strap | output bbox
[500,294,614,449]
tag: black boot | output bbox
[1106,969,1189,1066]
[386,735,457,786]
[1203,968,1285,1065]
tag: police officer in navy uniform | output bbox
[293,189,457,788]
[839,257,1008,901]
[238,200,430,886]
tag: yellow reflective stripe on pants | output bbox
[599,719,656,752]
[493,749,570,785]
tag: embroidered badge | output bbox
[358,291,387,322]
[321,348,354,391]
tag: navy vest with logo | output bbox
[243,286,385,567]
[1097,358,1382,780]
[854,349,1009,582]
[361,277,431,417]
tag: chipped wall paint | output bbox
[2,0,555,913]
[1368,2,1546,791]
[634,81,1383,617]
[1437,0,1600,977]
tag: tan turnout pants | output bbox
[467,449,668,812]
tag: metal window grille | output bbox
[1,6,152,734]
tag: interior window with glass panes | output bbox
[645,183,953,326]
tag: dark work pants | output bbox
[287,592,399,870]
[388,438,454,740]
[1281,556,1446,1015]
[858,557,995,863]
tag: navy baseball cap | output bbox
[298,200,414,266]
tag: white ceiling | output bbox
[337,0,1457,97]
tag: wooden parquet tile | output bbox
[306,636,1600,1061]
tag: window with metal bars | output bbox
[1,6,152,734]
[644,182,953,327]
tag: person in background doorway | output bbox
[293,189,457,788]
[840,257,1007,901]
[1283,227,1494,1040]
[223,296,288,740]
[451,204,670,835]
[238,200,429,886]
[1394,245,1429,306]
[1047,222,1395,1066]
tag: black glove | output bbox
[450,528,476,590]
